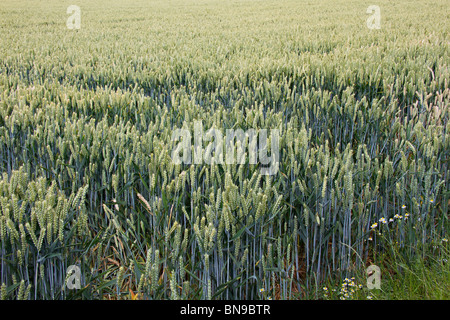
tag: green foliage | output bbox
[0,0,448,299]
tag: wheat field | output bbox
[0,0,449,300]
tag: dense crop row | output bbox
[0,0,449,299]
